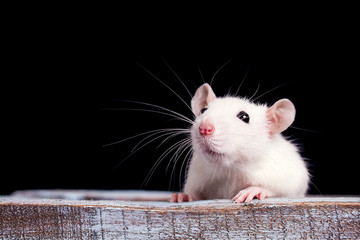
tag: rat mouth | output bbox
[203,147,225,158]
[195,135,225,160]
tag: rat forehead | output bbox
[209,97,265,110]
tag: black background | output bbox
[2,7,359,196]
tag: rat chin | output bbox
[201,147,226,163]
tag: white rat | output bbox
[171,83,309,203]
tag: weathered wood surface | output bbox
[0,191,359,239]
[11,189,172,201]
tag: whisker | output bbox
[132,131,183,156]
[309,179,322,194]
[142,138,190,188]
[112,129,186,170]
[156,130,190,149]
[210,59,232,86]
[168,139,192,190]
[177,143,193,190]
[132,129,189,153]
[163,139,191,173]
[105,96,193,186]
[161,57,193,98]
[166,138,192,173]
[249,83,261,101]
[183,148,193,181]
[136,62,193,113]
[289,126,323,133]
[198,67,206,84]
[116,100,194,124]
[235,64,252,96]
[104,107,193,125]
[103,128,170,147]
[252,80,294,102]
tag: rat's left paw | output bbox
[233,186,268,203]
[170,193,193,203]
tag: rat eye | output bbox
[237,111,250,123]
[200,108,208,114]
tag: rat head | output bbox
[191,83,296,167]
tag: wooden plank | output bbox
[1,193,359,239]
[11,189,172,201]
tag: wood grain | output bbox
[0,191,359,239]
[11,189,172,201]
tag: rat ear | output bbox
[191,83,216,116]
[266,99,295,135]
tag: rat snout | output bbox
[199,121,215,136]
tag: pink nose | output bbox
[199,122,215,136]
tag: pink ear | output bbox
[191,83,216,116]
[266,99,296,135]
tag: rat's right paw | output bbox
[233,186,268,203]
[170,193,193,203]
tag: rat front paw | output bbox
[233,186,268,203]
[170,193,193,203]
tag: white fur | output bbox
[184,87,309,201]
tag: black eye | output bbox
[237,111,250,123]
[200,108,208,114]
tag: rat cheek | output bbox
[191,120,201,134]
[192,117,204,130]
